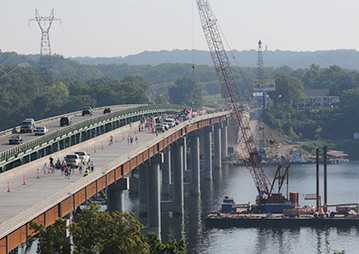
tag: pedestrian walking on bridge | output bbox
[89,161,95,172]
[43,163,48,176]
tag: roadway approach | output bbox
[0,109,230,254]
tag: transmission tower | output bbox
[257,40,264,86]
[29,9,61,56]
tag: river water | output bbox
[125,161,359,254]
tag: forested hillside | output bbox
[2,50,359,146]
[72,49,359,70]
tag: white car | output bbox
[75,151,91,164]
[34,126,48,135]
[164,118,175,128]
[155,123,165,133]
[162,122,169,130]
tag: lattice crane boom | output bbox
[196,0,272,199]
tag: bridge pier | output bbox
[139,163,148,216]
[203,126,213,180]
[189,131,201,195]
[172,137,184,215]
[213,123,222,169]
[147,154,162,238]
[107,178,129,213]
[161,147,172,200]
[221,119,228,157]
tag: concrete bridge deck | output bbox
[0,111,230,253]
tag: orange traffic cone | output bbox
[7,182,10,192]
[23,175,26,185]
[37,169,40,179]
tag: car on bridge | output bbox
[20,118,36,133]
[103,107,111,114]
[155,123,166,133]
[9,135,23,145]
[64,154,81,168]
[60,116,71,126]
[82,106,93,116]
[164,118,176,128]
[34,126,49,135]
[75,151,91,164]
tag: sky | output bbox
[0,0,359,58]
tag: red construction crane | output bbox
[196,0,275,203]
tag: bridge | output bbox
[0,105,231,254]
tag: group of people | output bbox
[127,135,138,145]
[42,156,95,179]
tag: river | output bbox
[125,161,359,253]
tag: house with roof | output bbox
[297,89,339,110]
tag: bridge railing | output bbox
[0,105,182,164]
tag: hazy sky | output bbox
[1,0,358,57]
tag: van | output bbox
[20,118,36,133]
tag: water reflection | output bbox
[122,161,359,253]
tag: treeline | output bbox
[264,64,359,140]
[71,49,359,70]
[3,51,359,142]
[0,65,150,131]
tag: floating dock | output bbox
[206,213,359,228]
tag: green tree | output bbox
[168,77,202,108]
[29,219,71,254]
[269,74,305,107]
[30,202,185,254]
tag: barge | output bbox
[206,197,359,228]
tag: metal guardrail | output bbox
[0,105,182,164]
[0,104,146,138]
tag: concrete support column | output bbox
[221,120,228,157]
[183,137,187,172]
[199,131,205,159]
[162,146,172,199]
[203,126,213,180]
[148,154,162,238]
[214,123,222,169]
[139,163,148,216]
[190,131,201,195]
[173,138,184,215]
[107,178,129,213]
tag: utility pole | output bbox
[29,9,61,67]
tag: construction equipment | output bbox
[196,0,288,206]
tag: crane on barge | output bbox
[195,0,291,209]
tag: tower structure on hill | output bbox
[257,40,264,86]
[29,9,61,56]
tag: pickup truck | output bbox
[75,151,91,164]
[64,154,81,168]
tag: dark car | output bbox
[9,135,23,145]
[103,108,111,114]
[82,106,92,116]
[60,117,71,126]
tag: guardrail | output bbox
[0,105,182,164]
[0,104,147,138]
